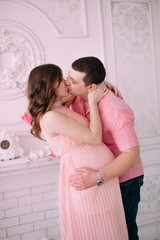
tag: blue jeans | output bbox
[120,175,144,240]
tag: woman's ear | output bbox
[88,84,97,93]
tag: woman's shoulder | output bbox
[41,109,67,136]
[42,110,57,121]
[41,110,63,127]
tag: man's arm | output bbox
[69,145,140,190]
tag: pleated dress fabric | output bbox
[41,106,128,240]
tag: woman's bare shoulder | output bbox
[41,110,67,135]
[41,110,62,126]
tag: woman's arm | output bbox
[41,83,106,144]
[62,81,122,109]
[105,81,122,97]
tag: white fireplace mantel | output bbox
[0,156,60,178]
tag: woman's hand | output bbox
[88,82,107,104]
[105,81,123,99]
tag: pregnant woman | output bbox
[27,63,128,240]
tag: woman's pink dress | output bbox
[41,106,128,240]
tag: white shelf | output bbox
[0,156,60,177]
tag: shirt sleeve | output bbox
[112,109,139,151]
[99,98,139,152]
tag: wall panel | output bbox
[101,0,160,239]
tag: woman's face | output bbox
[54,76,69,99]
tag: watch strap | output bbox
[95,170,104,186]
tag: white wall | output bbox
[0,0,160,239]
[0,157,61,240]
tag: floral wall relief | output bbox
[0,20,44,100]
[25,0,87,37]
[111,2,158,138]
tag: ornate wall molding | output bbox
[0,20,44,100]
[30,0,87,37]
[3,0,87,38]
[137,163,160,238]
[110,1,159,139]
[0,156,60,178]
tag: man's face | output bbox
[65,67,89,97]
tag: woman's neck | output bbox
[52,100,63,109]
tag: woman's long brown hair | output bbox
[27,64,62,139]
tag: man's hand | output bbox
[69,167,97,190]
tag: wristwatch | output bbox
[95,170,104,186]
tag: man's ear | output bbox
[88,84,97,93]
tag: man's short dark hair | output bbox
[72,56,106,86]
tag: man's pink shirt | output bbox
[71,90,144,183]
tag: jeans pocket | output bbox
[138,175,144,187]
[120,175,144,203]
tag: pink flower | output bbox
[21,109,32,125]
[49,150,60,158]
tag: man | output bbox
[66,56,144,240]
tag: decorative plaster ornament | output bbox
[0,20,44,100]
[0,130,24,161]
